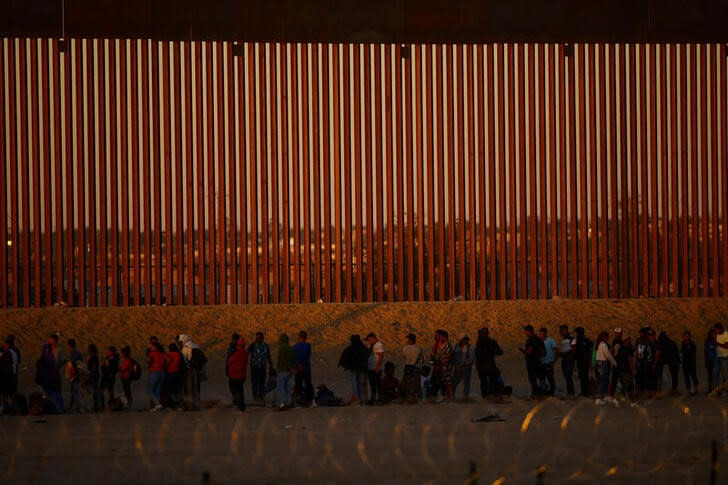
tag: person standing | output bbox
[538,328,558,396]
[146,342,166,412]
[247,332,273,403]
[713,324,728,395]
[558,325,576,397]
[366,333,385,404]
[0,339,18,412]
[594,331,619,406]
[119,346,136,410]
[705,328,718,394]
[35,335,64,413]
[225,333,240,378]
[681,331,698,394]
[520,325,546,398]
[100,346,119,407]
[5,335,20,396]
[658,332,680,395]
[616,336,637,405]
[177,334,206,409]
[227,337,249,412]
[65,339,83,413]
[573,327,593,397]
[431,330,454,402]
[293,331,314,406]
[609,328,624,397]
[165,343,184,409]
[401,334,423,403]
[452,334,475,400]
[86,344,102,412]
[275,333,296,410]
[474,327,504,397]
[338,335,369,405]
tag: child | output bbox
[226,338,249,412]
[165,343,184,409]
[119,346,135,409]
[379,361,400,403]
[681,331,698,394]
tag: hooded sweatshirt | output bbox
[227,339,249,380]
[277,334,296,373]
[177,334,199,363]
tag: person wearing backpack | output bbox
[338,335,369,405]
[520,325,546,398]
[119,346,139,410]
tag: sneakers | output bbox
[150,404,163,413]
[604,396,620,408]
[595,398,607,406]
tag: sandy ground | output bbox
[1,298,728,483]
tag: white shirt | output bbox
[368,341,384,370]
[595,341,617,366]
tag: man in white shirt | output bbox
[366,333,384,404]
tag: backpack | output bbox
[189,348,208,370]
[130,359,142,381]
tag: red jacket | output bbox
[119,357,133,380]
[166,351,182,374]
[227,340,249,380]
[147,350,166,373]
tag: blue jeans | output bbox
[595,361,611,398]
[453,366,472,398]
[147,371,165,405]
[350,371,365,401]
[68,381,80,411]
[44,387,65,414]
[276,371,292,406]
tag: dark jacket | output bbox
[658,333,680,366]
[35,344,61,392]
[338,336,369,373]
[681,340,697,369]
[276,334,296,373]
[101,353,120,386]
[475,336,503,375]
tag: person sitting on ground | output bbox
[520,325,546,398]
[594,331,619,407]
[379,361,400,404]
[658,331,680,395]
[146,342,166,412]
[366,333,385,404]
[275,333,296,410]
[227,337,249,412]
[338,335,369,405]
[101,346,119,408]
[452,333,475,400]
[401,333,423,403]
[475,327,504,398]
[538,328,558,396]
[680,331,698,395]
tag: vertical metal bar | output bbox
[507,44,517,298]
[247,43,259,302]
[689,44,699,296]
[289,44,300,303]
[535,44,547,299]
[332,44,342,302]
[487,44,497,299]
[527,43,538,299]
[107,41,118,305]
[517,43,529,299]
[175,42,187,304]
[628,45,639,297]
[203,42,215,303]
[659,45,669,297]
[598,44,609,297]
[577,44,588,298]
[456,44,467,299]
[41,40,53,306]
[497,44,507,299]
[374,45,385,301]
[638,44,649,297]
[280,43,290,304]
[415,45,425,301]
[720,45,728,296]
[396,45,406,300]
[608,44,619,297]
[130,40,140,305]
[264,44,281,303]
[352,45,363,300]
[74,39,86,306]
[320,45,330,303]
[119,40,130,306]
[446,45,456,299]
[699,44,709,297]
[225,43,237,304]
[311,44,321,302]
[567,45,578,298]
[541,44,552,298]
[300,44,311,303]
[426,44,436,300]
[149,42,161,304]
[709,45,718,296]
[436,45,446,299]
[669,45,679,297]
[7,40,19,306]
[342,45,352,302]
[680,45,689,296]
[476,44,487,300]
[214,42,228,304]
[648,44,659,297]
[52,39,64,304]
[386,45,396,301]
[141,41,152,305]
[163,42,175,303]
[0,40,6,307]
[30,40,42,306]
[363,44,376,301]
[258,44,271,304]
[263,43,274,304]
[618,45,629,297]
[404,44,415,300]
[588,43,598,298]
[193,43,205,303]
[86,40,97,306]
[184,42,195,304]
[467,44,477,300]
[557,45,568,297]
[237,43,249,304]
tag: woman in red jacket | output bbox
[147,342,166,412]
[226,338,249,412]
[165,343,184,409]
